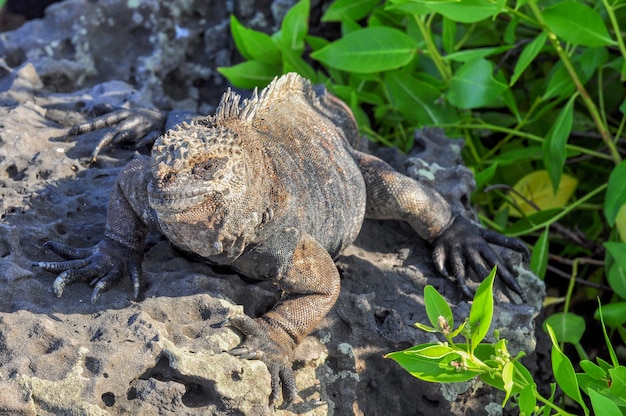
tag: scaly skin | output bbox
[38,73,529,405]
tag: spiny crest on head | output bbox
[215,73,321,123]
[152,121,242,174]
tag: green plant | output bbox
[385,267,626,415]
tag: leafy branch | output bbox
[386,270,626,415]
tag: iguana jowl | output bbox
[38,73,528,404]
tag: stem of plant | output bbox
[411,14,451,81]
[478,183,608,237]
[526,0,622,165]
[482,97,544,161]
[534,393,577,416]
[601,0,626,62]
[443,122,614,161]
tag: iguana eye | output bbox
[192,157,227,180]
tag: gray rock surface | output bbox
[0,1,545,415]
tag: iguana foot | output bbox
[432,216,529,302]
[36,238,143,303]
[67,106,167,162]
[226,315,298,406]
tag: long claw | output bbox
[55,264,107,297]
[43,241,91,260]
[279,364,297,404]
[91,280,106,304]
[228,347,250,356]
[38,238,143,303]
[53,275,67,298]
[129,263,141,300]
[224,315,298,405]
[431,243,448,277]
[497,265,527,302]
[36,259,88,273]
[432,216,528,302]
[67,109,133,136]
[90,131,117,162]
[480,228,530,261]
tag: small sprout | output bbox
[438,315,451,335]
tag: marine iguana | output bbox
[37,73,528,405]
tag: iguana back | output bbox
[150,73,367,264]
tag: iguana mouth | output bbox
[147,181,212,212]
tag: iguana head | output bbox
[148,120,248,224]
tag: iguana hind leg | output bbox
[228,234,340,405]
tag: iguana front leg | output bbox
[355,151,528,301]
[228,234,340,405]
[37,158,158,302]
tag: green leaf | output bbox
[608,366,626,401]
[588,388,622,416]
[229,16,281,66]
[479,361,529,391]
[385,0,431,15]
[311,27,417,73]
[546,324,589,415]
[542,94,575,193]
[423,285,454,333]
[577,47,609,83]
[443,45,514,63]
[217,61,280,89]
[604,160,626,227]
[530,226,549,279]
[597,357,613,373]
[501,361,514,406]
[385,71,456,126]
[281,47,317,81]
[279,0,310,53]
[616,204,626,242]
[468,266,496,351]
[510,32,547,86]
[408,344,459,359]
[442,16,456,55]
[542,2,616,47]
[504,208,561,236]
[490,146,543,165]
[474,162,498,190]
[385,343,483,382]
[543,312,586,344]
[594,301,626,327]
[447,58,508,109]
[579,360,607,381]
[543,61,575,100]
[604,242,626,299]
[518,383,537,415]
[423,0,506,24]
[414,322,439,333]
[322,0,380,22]
[305,35,330,51]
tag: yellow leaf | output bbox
[616,204,626,242]
[503,170,577,217]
